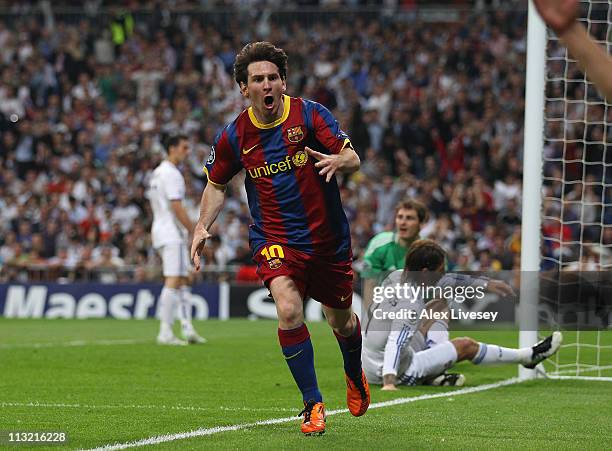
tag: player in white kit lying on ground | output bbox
[148,134,206,345]
[362,239,562,390]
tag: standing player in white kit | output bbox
[149,134,206,345]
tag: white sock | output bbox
[158,287,180,336]
[472,343,531,365]
[178,286,193,330]
[400,341,458,383]
[426,320,449,347]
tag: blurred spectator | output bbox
[0,1,605,282]
[111,192,141,234]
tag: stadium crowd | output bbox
[0,1,608,283]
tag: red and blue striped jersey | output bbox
[204,95,352,261]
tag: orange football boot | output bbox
[345,370,370,416]
[298,400,326,435]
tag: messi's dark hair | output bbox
[233,41,288,86]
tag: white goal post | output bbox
[520,0,612,381]
[519,0,547,381]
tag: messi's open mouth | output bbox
[264,95,274,108]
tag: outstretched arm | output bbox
[533,0,612,100]
[191,183,226,271]
[559,23,612,100]
[438,274,516,298]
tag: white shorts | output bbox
[159,243,191,277]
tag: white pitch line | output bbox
[0,339,150,349]
[89,377,522,451]
[0,401,294,413]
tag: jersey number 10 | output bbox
[260,245,285,261]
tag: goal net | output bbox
[537,0,612,380]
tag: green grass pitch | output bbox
[1,319,611,450]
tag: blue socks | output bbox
[334,314,363,381]
[278,324,322,403]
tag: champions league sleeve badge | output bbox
[206,146,216,165]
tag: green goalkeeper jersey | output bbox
[361,232,418,279]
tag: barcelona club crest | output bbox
[287,126,304,143]
[268,258,283,270]
[292,150,308,167]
